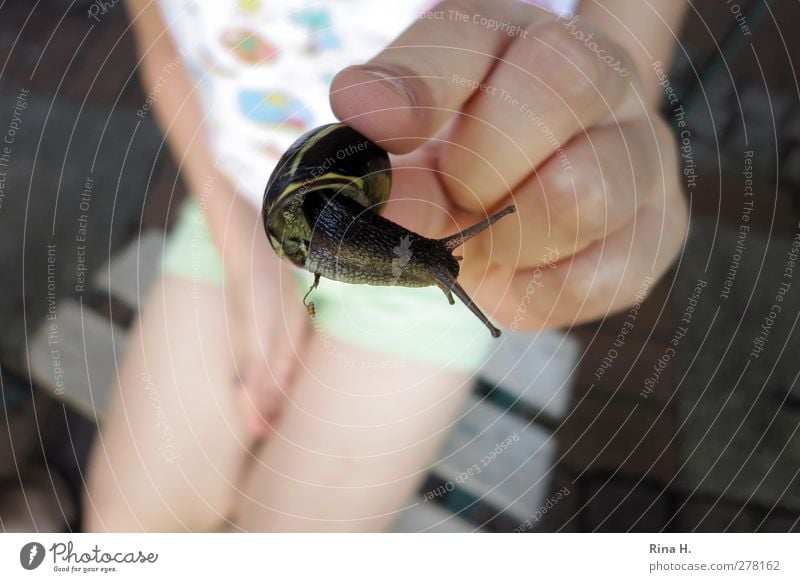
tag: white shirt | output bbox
[157,0,576,206]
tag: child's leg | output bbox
[234,334,472,532]
[84,274,250,532]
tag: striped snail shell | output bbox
[262,122,515,337]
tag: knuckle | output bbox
[533,20,605,100]
[629,122,663,196]
[561,254,613,317]
[545,254,591,312]
[575,175,609,235]
[523,20,626,110]
[545,161,608,241]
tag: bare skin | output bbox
[85,274,471,531]
[85,0,689,531]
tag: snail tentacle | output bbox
[431,267,502,339]
[439,205,517,252]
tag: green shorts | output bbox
[162,199,494,373]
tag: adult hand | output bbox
[330,0,687,330]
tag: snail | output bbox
[262,122,516,337]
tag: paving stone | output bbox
[785,381,800,413]
[759,508,800,532]
[0,90,163,358]
[0,464,76,532]
[390,498,476,533]
[689,169,799,233]
[29,298,125,420]
[736,87,792,154]
[557,392,677,484]
[0,3,145,108]
[623,281,675,343]
[78,287,137,330]
[575,336,676,408]
[674,219,800,512]
[516,467,580,532]
[0,373,38,480]
[581,475,673,532]
[780,143,800,190]
[684,78,737,145]
[140,158,187,232]
[92,230,164,310]
[430,395,557,524]
[479,330,578,419]
[469,501,526,533]
[574,279,673,344]
[698,85,789,168]
[674,497,764,532]
[40,394,97,511]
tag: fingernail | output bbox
[349,64,418,107]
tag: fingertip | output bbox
[329,64,434,154]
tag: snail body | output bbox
[262,122,515,337]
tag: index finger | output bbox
[329,0,543,153]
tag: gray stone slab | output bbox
[91,229,164,309]
[29,297,125,420]
[390,498,476,533]
[480,330,578,419]
[429,394,556,522]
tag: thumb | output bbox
[329,0,534,153]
